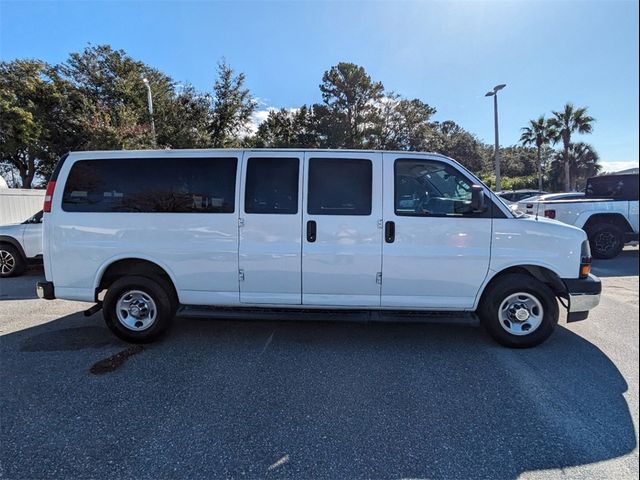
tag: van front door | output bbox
[239,152,303,304]
[302,152,383,306]
[381,154,492,309]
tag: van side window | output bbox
[62,157,237,213]
[308,158,372,215]
[394,159,477,217]
[245,158,299,214]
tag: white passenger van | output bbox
[37,150,601,348]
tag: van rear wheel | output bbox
[478,273,559,348]
[103,275,176,343]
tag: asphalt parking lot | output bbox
[1,248,638,480]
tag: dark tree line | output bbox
[1,46,255,186]
[1,44,597,190]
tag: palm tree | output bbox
[548,103,595,191]
[548,142,602,191]
[569,142,602,190]
[520,115,555,191]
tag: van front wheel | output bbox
[478,274,559,348]
[103,275,176,343]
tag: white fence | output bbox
[0,189,45,225]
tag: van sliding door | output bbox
[302,152,384,306]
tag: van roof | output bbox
[53,149,469,183]
[66,148,451,158]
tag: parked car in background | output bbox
[0,210,43,277]
[497,189,548,203]
[517,173,639,259]
[37,149,601,348]
[519,192,585,204]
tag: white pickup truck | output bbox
[517,173,639,259]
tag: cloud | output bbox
[245,108,276,135]
[599,160,640,173]
[245,107,300,135]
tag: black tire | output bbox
[0,244,26,278]
[588,223,624,259]
[103,275,177,343]
[478,273,559,348]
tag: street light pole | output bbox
[485,84,506,192]
[142,78,156,146]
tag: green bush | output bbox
[478,173,540,191]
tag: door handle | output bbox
[385,221,395,243]
[307,220,317,242]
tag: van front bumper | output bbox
[36,281,55,300]
[563,274,602,322]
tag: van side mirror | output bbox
[471,185,486,213]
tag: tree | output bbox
[255,109,295,147]
[520,115,555,191]
[57,44,174,150]
[255,106,319,148]
[496,146,539,177]
[57,44,216,152]
[159,84,212,148]
[548,103,595,191]
[427,121,485,172]
[0,60,72,187]
[372,95,436,150]
[548,142,601,191]
[570,142,601,188]
[209,60,257,147]
[319,62,384,148]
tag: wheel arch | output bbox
[476,264,567,310]
[94,255,179,304]
[0,235,27,261]
[579,212,633,233]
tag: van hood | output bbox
[516,213,586,238]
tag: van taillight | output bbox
[544,209,556,219]
[43,181,56,213]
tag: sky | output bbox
[1,0,638,172]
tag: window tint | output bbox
[62,157,237,213]
[308,158,372,215]
[245,157,299,214]
[395,159,477,216]
[586,175,639,201]
[624,175,640,201]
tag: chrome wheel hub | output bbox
[498,293,544,336]
[115,290,157,331]
[0,250,16,275]
[514,307,530,321]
